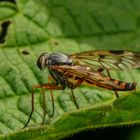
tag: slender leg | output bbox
[23,86,35,128]
[106,69,119,98]
[47,77,55,117]
[98,61,111,77]
[23,83,64,128]
[106,69,111,77]
[105,69,119,98]
[49,90,54,117]
[71,89,79,109]
[114,90,119,98]
[41,87,46,125]
[69,79,84,109]
[42,88,54,125]
[98,61,119,98]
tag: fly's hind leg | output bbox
[98,61,119,98]
[98,61,111,77]
[105,69,119,98]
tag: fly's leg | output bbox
[41,87,46,125]
[42,88,55,125]
[42,76,58,124]
[23,85,36,128]
[49,90,54,117]
[114,90,119,98]
[105,69,111,77]
[70,79,84,109]
[41,84,64,125]
[71,89,79,109]
[98,61,119,98]
[98,61,111,77]
[97,68,111,77]
[47,76,55,117]
[23,83,64,128]
[105,69,119,98]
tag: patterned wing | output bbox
[69,50,140,70]
[51,65,125,90]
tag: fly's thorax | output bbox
[47,52,73,66]
[46,53,73,87]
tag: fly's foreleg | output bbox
[41,84,64,124]
[23,83,64,128]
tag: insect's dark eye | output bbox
[37,58,42,69]
[37,52,49,70]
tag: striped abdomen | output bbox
[112,79,136,91]
[84,77,136,91]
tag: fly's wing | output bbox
[69,50,140,71]
[53,65,122,90]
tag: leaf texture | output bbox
[0,0,140,139]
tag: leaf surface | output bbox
[0,0,140,139]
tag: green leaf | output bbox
[0,0,140,139]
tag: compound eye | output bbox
[37,53,49,70]
[37,58,42,69]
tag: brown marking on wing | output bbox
[51,65,136,91]
[75,76,81,80]
[68,74,74,78]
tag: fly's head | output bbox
[37,52,49,70]
[37,52,73,70]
